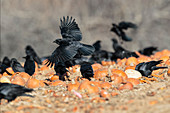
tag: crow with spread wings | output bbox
[111,21,137,41]
[46,16,95,67]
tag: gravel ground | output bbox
[1,63,170,113]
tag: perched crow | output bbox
[135,60,167,77]
[139,46,158,56]
[93,40,101,52]
[90,40,114,63]
[46,16,95,67]
[2,56,11,68]
[91,50,113,62]
[0,62,12,75]
[11,58,25,73]
[23,55,35,76]
[54,62,68,81]
[0,83,33,102]
[111,38,139,59]
[80,62,94,80]
[25,45,42,65]
[111,21,137,41]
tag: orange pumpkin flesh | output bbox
[25,78,40,88]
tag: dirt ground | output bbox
[1,63,170,113]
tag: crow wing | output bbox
[60,16,82,41]
[46,44,78,67]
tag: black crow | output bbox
[80,62,94,80]
[111,38,139,59]
[11,58,25,73]
[111,21,137,41]
[2,56,11,68]
[118,21,137,30]
[0,83,33,102]
[23,55,35,76]
[54,62,68,81]
[25,45,42,65]
[46,16,95,67]
[93,40,101,52]
[0,62,12,75]
[135,60,168,77]
[90,40,114,63]
[139,46,158,56]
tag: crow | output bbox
[80,62,94,80]
[138,46,158,56]
[46,16,95,67]
[111,21,137,41]
[118,21,137,30]
[135,60,168,77]
[93,40,101,52]
[11,58,25,73]
[2,56,11,68]
[25,45,42,65]
[54,62,68,81]
[0,62,12,75]
[90,40,114,63]
[23,55,35,76]
[0,83,33,102]
[111,38,139,59]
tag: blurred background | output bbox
[1,0,170,61]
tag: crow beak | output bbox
[53,40,56,43]
[22,56,26,59]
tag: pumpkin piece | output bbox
[111,69,127,81]
[39,80,45,87]
[118,82,133,90]
[126,78,140,85]
[161,49,170,56]
[167,69,170,76]
[153,52,162,59]
[11,75,25,86]
[125,65,136,70]
[6,67,15,75]
[100,82,111,89]
[25,78,40,88]
[50,75,59,81]
[90,81,101,87]
[138,56,152,63]
[94,68,108,79]
[18,72,31,82]
[125,69,142,79]
[111,92,119,97]
[125,57,139,66]
[165,58,170,66]
[0,76,11,83]
[2,72,9,76]
[100,90,110,98]
[92,63,103,72]
[78,80,99,94]
[110,74,123,85]
[160,56,169,62]
[101,61,113,66]
[135,51,142,56]
[67,82,80,91]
